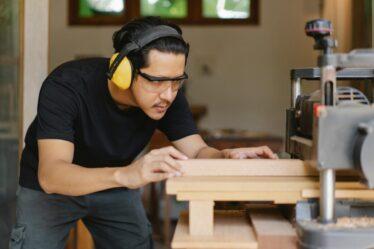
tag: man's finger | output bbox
[240,151,258,159]
[222,149,231,158]
[163,155,184,173]
[258,146,277,159]
[230,153,241,159]
[150,172,170,182]
[151,155,183,173]
[230,152,246,159]
[161,146,188,160]
[150,162,179,175]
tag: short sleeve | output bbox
[36,77,78,142]
[157,91,198,141]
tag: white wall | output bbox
[23,0,49,138]
[50,0,321,136]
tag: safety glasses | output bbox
[137,70,188,93]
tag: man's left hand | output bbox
[222,146,278,159]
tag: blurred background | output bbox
[0,0,372,248]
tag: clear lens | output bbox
[142,79,184,93]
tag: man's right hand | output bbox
[114,146,188,189]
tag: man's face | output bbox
[132,49,186,120]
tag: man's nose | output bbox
[159,83,174,101]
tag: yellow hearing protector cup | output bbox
[107,25,186,90]
[109,53,133,90]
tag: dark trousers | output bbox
[9,186,153,249]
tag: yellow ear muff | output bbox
[109,53,133,90]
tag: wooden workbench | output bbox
[166,159,374,249]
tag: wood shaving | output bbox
[325,217,374,229]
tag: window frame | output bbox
[68,0,259,26]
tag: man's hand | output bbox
[114,146,188,189]
[222,146,278,159]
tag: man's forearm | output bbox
[195,146,224,159]
[38,161,125,196]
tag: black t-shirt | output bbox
[19,58,198,191]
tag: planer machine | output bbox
[285,19,374,249]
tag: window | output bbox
[140,0,188,19]
[69,0,259,25]
[203,0,250,19]
[69,0,129,25]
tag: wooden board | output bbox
[177,191,302,204]
[166,176,365,195]
[249,208,297,249]
[178,159,317,176]
[189,200,214,236]
[172,211,258,249]
[302,189,374,200]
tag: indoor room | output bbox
[1,0,374,249]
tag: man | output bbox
[10,17,277,249]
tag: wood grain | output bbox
[189,200,214,236]
[172,211,258,249]
[166,176,365,195]
[249,208,297,249]
[302,189,374,199]
[178,191,302,204]
[178,159,316,176]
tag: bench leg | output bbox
[189,200,214,236]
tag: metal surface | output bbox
[315,105,374,170]
[289,18,374,246]
[288,135,313,160]
[320,49,374,68]
[318,65,337,223]
[291,78,301,107]
[291,68,374,80]
[319,169,336,223]
[296,200,374,249]
[354,120,374,188]
[320,65,337,106]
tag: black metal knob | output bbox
[305,19,336,54]
[305,19,333,39]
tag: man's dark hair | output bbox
[112,16,189,69]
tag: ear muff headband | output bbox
[108,25,186,90]
[107,42,138,90]
[109,53,134,90]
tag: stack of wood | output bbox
[166,159,374,249]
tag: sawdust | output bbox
[300,217,374,230]
[325,217,374,229]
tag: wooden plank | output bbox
[302,189,374,199]
[166,176,365,195]
[249,208,297,249]
[178,191,302,204]
[189,200,214,236]
[178,159,317,176]
[172,211,258,249]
